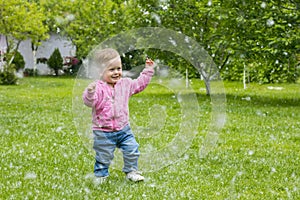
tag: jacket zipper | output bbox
[111,87,116,131]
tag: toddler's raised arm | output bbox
[129,59,155,95]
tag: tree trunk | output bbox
[185,68,189,88]
[197,62,211,95]
[204,78,211,96]
[31,42,39,74]
[8,40,21,65]
[5,35,9,53]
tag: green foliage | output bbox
[0,0,49,52]
[222,57,300,83]
[119,0,300,83]
[2,0,299,84]
[248,62,299,84]
[0,63,18,85]
[221,61,244,82]
[42,0,129,59]
[11,51,25,71]
[145,49,201,79]
[121,50,145,70]
[47,48,63,76]
[23,68,38,77]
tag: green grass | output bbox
[0,77,299,199]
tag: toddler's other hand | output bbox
[145,57,155,68]
[87,82,96,93]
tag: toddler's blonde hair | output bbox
[93,48,120,69]
[88,48,120,79]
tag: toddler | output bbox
[82,48,154,182]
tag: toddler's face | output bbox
[102,57,122,85]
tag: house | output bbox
[0,33,76,75]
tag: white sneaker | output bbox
[126,171,144,182]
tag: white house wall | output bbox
[1,33,76,75]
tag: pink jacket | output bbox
[83,68,154,132]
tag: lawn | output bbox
[0,77,299,199]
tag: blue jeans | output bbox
[93,125,140,177]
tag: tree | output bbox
[123,0,223,94]
[36,0,299,87]
[40,0,130,59]
[47,48,63,76]
[152,0,300,85]
[0,0,49,66]
[215,0,300,83]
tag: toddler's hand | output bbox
[87,82,96,93]
[145,57,155,68]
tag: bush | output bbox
[0,63,18,85]
[221,58,300,84]
[11,51,25,71]
[47,48,63,76]
[23,68,38,77]
[248,62,299,84]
